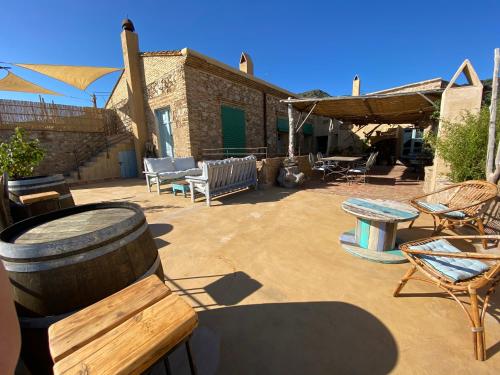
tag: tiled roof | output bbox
[140,50,183,57]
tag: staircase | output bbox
[65,133,135,184]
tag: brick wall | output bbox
[0,129,105,176]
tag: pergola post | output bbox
[287,99,295,159]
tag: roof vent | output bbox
[239,52,254,75]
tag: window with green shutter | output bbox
[221,105,246,156]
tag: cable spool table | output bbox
[340,198,420,264]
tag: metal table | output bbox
[320,156,363,180]
[321,156,363,163]
[340,198,419,263]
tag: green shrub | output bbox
[435,107,499,182]
[0,128,45,179]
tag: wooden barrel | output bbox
[0,202,164,317]
[7,174,75,211]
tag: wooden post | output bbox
[287,99,295,159]
[91,93,97,108]
[326,119,334,156]
[486,48,500,183]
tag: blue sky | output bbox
[1,0,499,107]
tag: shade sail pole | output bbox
[288,98,295,159]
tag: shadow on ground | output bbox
[187,302,398,375]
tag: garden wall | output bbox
[0,99,126,176]
[257,156,313,188]
[0,128,105,176]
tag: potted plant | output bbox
[0,127,75,210]
[0,127,45,180]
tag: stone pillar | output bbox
[428,60,483,192]
[120,19,148,175]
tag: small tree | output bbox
[435,108,499,182]
[0,128,45,179]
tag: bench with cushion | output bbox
[186,156,258,206]
[144,157,202,194]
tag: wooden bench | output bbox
[19,190,61,217]
[48,275,198,375]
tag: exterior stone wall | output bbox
[184,65,268,160]
[143,58,191,157]
[0,129,105,176]
[257,156,313,188]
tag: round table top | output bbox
[342,198,419,223]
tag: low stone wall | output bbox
[257,156,313,188]
[0,129,106,176]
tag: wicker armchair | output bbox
[394,235,500,361]
[409,180,498,248]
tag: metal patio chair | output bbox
[309,153,330,181]
[394,235,500,361]
[346,151,378,184]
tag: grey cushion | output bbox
[157,171,185,180]
[409,239,489,282]
[174,157,196,171]
[145,157,174,173]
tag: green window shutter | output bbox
[303,123,313,135]
[221,105,246,155]
[277,117,289,132]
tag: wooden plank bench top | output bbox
[49,275,198,375]
[19,190,60,205]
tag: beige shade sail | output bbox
[0,71,61,95]
[15,64,122,91]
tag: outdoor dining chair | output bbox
[346,151,378,184]
[409,180,498,248]
[308,153,330,181]
[393,235,500,361]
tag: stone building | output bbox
[106,19,319,171]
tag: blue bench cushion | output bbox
[409,239,489,282]
[415,201,466,219]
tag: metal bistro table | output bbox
[340,198,419,263]
[320,156,363,180]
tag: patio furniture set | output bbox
[309,151,379,184]
[144,155,258,206]
[340,179,499,361]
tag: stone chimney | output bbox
[239,52,254,75]
[121,18,148,174]
[352,75,360,96]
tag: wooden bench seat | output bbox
[49,275,198,375]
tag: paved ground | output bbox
[71,177,500,375]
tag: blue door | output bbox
[119,150,138,177]
[155,108,174,157]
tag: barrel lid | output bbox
[0,202,146,261]
[13,208,136,244]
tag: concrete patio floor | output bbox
[71,178,500,375]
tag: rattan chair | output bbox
[394,235,500,361]
[409,180,498,248]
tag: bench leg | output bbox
[186,339,198,375]
[146,175,151,192]
[163,356,173,375]
[157,180,161,195]
[189,182,195,203]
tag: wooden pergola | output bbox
[281,89,443,158]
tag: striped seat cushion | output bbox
[409,239,489,282]
[415,201,466,218]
